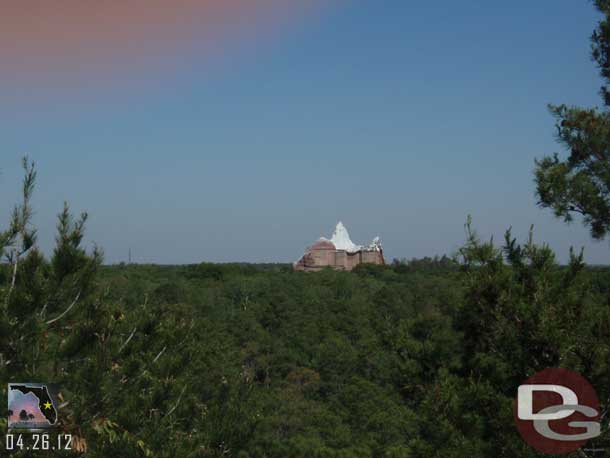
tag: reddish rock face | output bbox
[294,238,384,272]
[310,240,336,251]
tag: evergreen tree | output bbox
[535,0,610,239]
[3,159,610,457]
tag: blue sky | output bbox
[1,0,608,264]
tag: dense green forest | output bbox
[5,1,610,456]
[2,161,610,457]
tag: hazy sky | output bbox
[1,0,609,264]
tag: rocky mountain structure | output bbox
[294,222,384,272]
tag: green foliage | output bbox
[3,162,610,457]
[535,1,610,239]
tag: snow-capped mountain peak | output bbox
[330,222,362,253]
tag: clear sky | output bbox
[1,0,608,264]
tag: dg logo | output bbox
[514,368,601,454]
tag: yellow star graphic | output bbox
[43,401,52,410]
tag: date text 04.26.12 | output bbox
[5,433,72,451]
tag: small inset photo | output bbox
[7,383,59,430]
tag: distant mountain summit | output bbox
[329,221,362,252]
[294,222,384,271]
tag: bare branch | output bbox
[118,327,137,354]
[45,291,82,325]
[5,258,19,306]
[153,346,167,363]
[164,385,187,417]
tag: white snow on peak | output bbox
[330,222,363,253]
[368,236,382,252]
